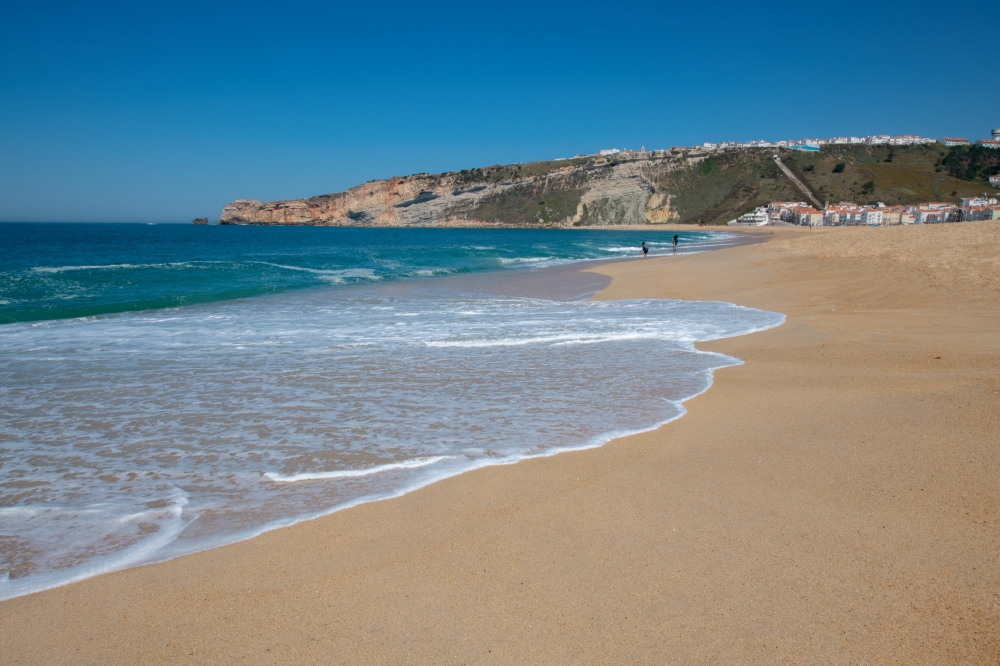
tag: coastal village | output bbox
[679,129,1000,227]
[727,196,1000,227]
[722,127,1000,226]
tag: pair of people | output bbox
[641,235,678,258]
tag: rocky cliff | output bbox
[219,144,999,227]
[219,152,706,227]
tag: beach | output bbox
[2,222,999,663]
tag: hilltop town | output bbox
[213,129,1000,228]
[558,129,1000,160]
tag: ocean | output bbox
[0,223,784,599]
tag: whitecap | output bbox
[265,456,452,482]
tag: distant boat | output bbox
[147,222,157,225]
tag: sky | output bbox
[1,0,997,222]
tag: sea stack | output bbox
[192,217,208,225]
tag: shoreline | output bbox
[2,222,998,662]
[0,230,764,602]
[0,225,746,327]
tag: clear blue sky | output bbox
[2,0,996,222]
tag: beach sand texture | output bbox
[2,223,998,664]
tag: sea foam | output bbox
[0,262,781,601]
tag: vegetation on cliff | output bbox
[941,145,1000,184]
[451,144,1000,227]
[218,145,999,227]
[780,145,995,208]
[449,184,586,226]
[656,151,799,225]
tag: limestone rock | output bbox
[220,153,692,227]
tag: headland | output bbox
[210,140,1000,228]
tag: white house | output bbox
[861,208,883,226]
[727,207,770,226]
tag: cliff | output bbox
[219,145,998,227]
[219,153,697,227]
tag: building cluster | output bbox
[938,128,1000,149]
[557,129,1000,162]
[699,135,938,152]
[556,146,670,161]
[700,128,1000,152]
[729,197,1000,227]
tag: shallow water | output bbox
[0,224,740,324]
[0,225,782,600]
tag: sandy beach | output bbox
[2,222,999,664]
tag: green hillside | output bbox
[659,144,1000,225]
[781,144,1000,209]
[433,145,1000,227]
[657,150,801,225]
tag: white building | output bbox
[867,135,891,145]
[938,137,969,146]
[977,139,1000,149]
[961,197,998,207]
[960,206,1000,221]
[911,204,959,223]
[990,175,1000,187]
[598,148,621,156]
[888,135,933,145]
[824,203,864,226]
[861,208,883,226]
[727,207,770,226]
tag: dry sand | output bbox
[2,223,999,664]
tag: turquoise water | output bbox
[0,223,783,600]
[1,224,731,325]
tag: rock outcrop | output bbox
[219,152,703,227]
[192,217,209,225]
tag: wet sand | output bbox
[2,223,999,664]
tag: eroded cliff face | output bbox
[220,153,697,227]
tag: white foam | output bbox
[0,489,189,601]
[498,256,554,264]
[265,456,452,482]
[0,288,783,601]
[31,262,197,274]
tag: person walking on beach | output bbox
[641,241,648,258]
[672,234,679,254]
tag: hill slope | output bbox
[217,145,1000,227]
